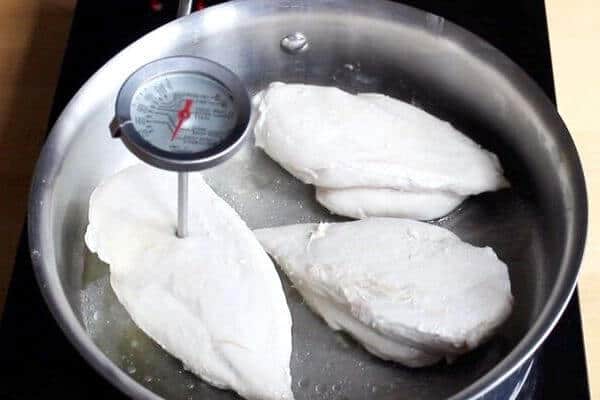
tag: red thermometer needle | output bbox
[171,98,193,141]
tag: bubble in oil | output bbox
[297,377,310,389]
[144,375,153,383]
[315,384,326,394]
[187,383,195,390]
[332,383,341,392]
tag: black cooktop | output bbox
[0,1,590,399]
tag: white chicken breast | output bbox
[85,164,294,400]
[255,218,512,367]
[254,83,508,220]
[315,187,465,220]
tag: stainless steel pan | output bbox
[28,0,587,399]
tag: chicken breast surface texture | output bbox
[254,218,513,367]
[315,187,465,220]
[85,164,294,400]
[254,83,508,220]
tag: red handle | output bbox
[150,1,206,13]
[195,0,206,11]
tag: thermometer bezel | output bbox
[111,56,251,171]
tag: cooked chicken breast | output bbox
[85,164,294,400]
[254,83,508,219]
[315,187,465,220]
[255,218,512,367]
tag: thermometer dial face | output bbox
[113,56,251,171]
[130,72,238,154]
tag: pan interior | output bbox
[44,2,576,399]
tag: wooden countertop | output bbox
[547,0,600,397]
[0,0,76,309]
[0,0,597,397]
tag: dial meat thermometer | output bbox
[110,56,251,237]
